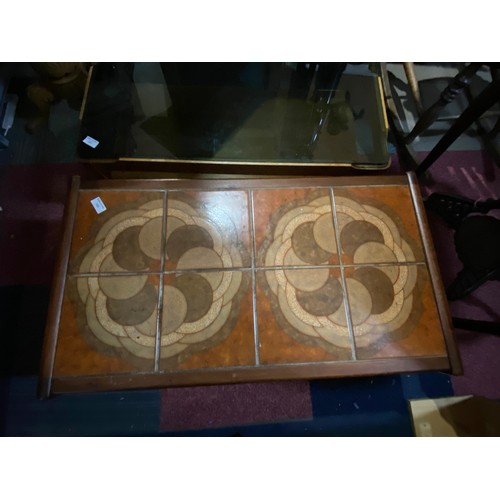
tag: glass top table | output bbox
[78,63,390,169]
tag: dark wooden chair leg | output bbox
[416,78,500,177]
[453,317,500,334]
[487,116,500,139]
[464,67,500,169]
[405,63,482,143]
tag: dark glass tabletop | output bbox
[78,63,389,168]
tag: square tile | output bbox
[164,190,251,271]
[333,186,425,264]
[256,267,354,364]
[344,264,447,359]
[69,191,165,274]
[53,275,159,377]
[159,270,255,370]
[253,188,340,267]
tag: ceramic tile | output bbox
[164,190,251,271]
[253,188,340,268]
[333,186,425,264]
[256,267,354,364]
[46,178,455,394]
[344,264,447,359]
[53,275,159,377]
[159,270,254,370]
[69,191,165,274]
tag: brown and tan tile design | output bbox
[50,179,454,389]
[176,284,255,370]
[164,190,251,271]
[159,270,253,370]
[69,191,165,274]
[333,186,424,264]
[53,276,157,377]
[253,188,340,267]
[344,264,447,359]
[256,267,353,364]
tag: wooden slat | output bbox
[407,172,463,375]
[79,65,94,121]
[37,176,81,399]
[80,175,409,192]
[108,159,392,176]
[52,356,450,394]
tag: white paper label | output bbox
[83,136,99,148]
[91,197,107,214]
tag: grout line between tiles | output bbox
[154,191,168,371]
[69,261,429,278]
[330,188,357,361]
[340,261,427,268]
[248,189,260,365]
[72,271,163,277]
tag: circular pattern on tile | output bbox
[173,273,213,323]
[335,196,416,263]
[79,204,164,276]
[340,220,384,255]
[107,284,158,326]
[161,286,188,334]
[166,225,213,262]
[262,195,350,352]
[113,226,149,271]
[296,276,344,316]
[291,221,332,264]
[260,193,421,355]
[75,199,164,361]
[98,274,148,300]
[284,266,330,292]
[75,195,248,365]
[344,277,372,325]
[139,217,163,260]
[352,267,394,314]
[159,197,247,362]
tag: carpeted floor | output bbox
[0,151,498,436]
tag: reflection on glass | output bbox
[79,63,389,166]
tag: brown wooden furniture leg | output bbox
[403,62,424,116]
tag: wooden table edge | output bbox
[79,174,408,191]
[407,171,463,375]
[37,176,81,399]
[51,356,450,395]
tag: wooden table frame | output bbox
[38,172,462,399]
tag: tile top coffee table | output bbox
[39,173,461,398]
